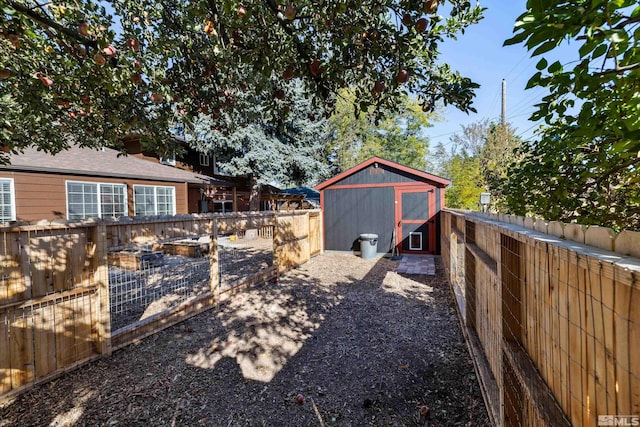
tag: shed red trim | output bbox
[321,182,426,190]
[315,157,451,190]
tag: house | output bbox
[120,135,283,213]
[315,157,450,255]
[0,146,233,222]
[120,134,216,176]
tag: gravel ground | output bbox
[0,253,489,427]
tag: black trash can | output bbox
[359,233,379,259]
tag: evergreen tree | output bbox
[186,81,331,188]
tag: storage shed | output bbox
[315,157,450,255]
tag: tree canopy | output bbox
[328,88,436,171]
[185,80,331,188]
[0,0,483,160]
[502,0,640,230]
[434,120,522,210]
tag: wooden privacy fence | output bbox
[0,210,321,401]
[441,210,640,427]
[105,212,278,250]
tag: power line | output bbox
[504,52,532,79]
[515,122,540,139]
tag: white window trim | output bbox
[159,152,176,166]
[409,231,423,251]
[0,178,17,223]
[65,180,128,220]
[199,153,210,167]
[213,200,233,214]
[133,185,176,216]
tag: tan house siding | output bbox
[188,186,202,214]
[0,170,188,222]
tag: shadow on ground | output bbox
[0,253,489,427]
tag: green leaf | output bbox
[623,115,640,132]
[609,30,628,44]
[536,58,548,70]
[504,30,529,46]
[532,39,559,56]
[579,39,597,58]
[525,71,542,89]
[591,43,608,59]
[548,61,562,73]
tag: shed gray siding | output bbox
[324,187,395,253]
[332,164,426,186]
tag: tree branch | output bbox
[595,156,640,185]
[7,0,97,48]
[261,0,313,65]
[613,15,640,30]
[594,62,640,76]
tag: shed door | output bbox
[395,186,436,254]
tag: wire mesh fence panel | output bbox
[441,211,640,426]
[217,234,274,292]
[1,287,100,394]
[108,253,210,332]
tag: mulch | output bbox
[0,253,490,427]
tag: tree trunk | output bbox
[248,175,260,211]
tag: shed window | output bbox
[134,185,175,216]
[0,179,16,223]
[67,181,127,220]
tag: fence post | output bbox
[91,222,111,356]
[304,211,311,264]
[209,219,219,294]
[319,209,324,254]
[273,213,281,276]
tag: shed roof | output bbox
[315,157,451,190]
[1,146,233,186]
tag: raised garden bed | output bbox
[154,240,209,258]
[107,249,164,270]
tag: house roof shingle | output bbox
[1,146,233,186]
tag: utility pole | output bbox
[501,79,507,127]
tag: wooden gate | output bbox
[0,224,110,397]
[309,212,321,257]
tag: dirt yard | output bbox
[0,253,489,426]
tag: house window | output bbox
[67,181,127,220]
[159,152,176,166]
[0,179,16,223]
[199,153,210,167]
[134,185,175,216]
[100,184,127,218]
[213,201,233,213]
[409,232,423,250]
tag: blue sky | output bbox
[427,0,579,150]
